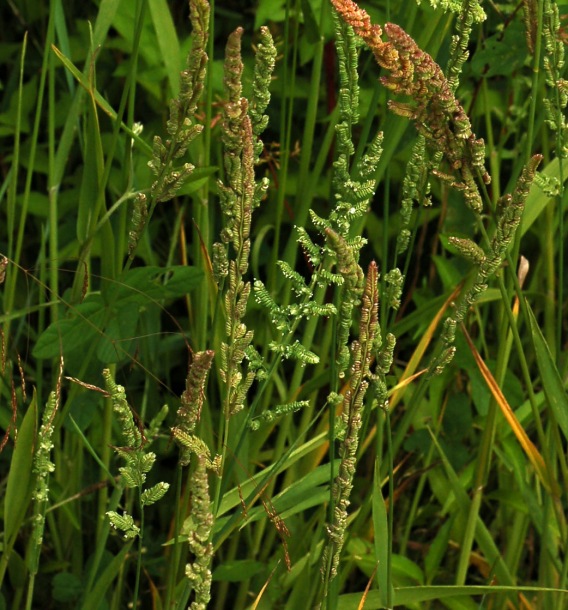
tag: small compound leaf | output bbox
[96,301,139,363]
[33,295,106,360]
[52,572,84,603]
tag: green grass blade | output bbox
[521,157,568,236]
[3,393,37,545]
[372,460,391,608]
[50,46,151,155]
[526,302,568,440]
[336,585,568,609]
[81,544,132,610]
[148,0,181,97]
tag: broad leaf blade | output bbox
[4,393,37,544]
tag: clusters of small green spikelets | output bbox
[213,26,276,415]
[325,228,364,376]
[315,11,383,238]
[249,26,277,153]
[172,350,215,466]
[248,400,309,431]
[543,0,568,156]
[102,369,169,539]
[433,155,543,375]
[330,0,490,213]
[414,0,485,23]
[126,0,210,260]
[258,13,383,376]
[184,453,216,610]
[29,391,58,573]
[168,352,218,609]
[397,0,478,258]
[127,193,148,258]
[322,262,385,579]
[446,0,478,92]
[146,0,209,204]
[397,137,430,255]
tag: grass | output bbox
[1,0,568,608]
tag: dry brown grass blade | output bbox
[461,324,555,494]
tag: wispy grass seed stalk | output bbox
[321,261,380,581]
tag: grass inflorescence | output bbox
[1,0,568,608]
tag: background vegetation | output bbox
[1,0,567,608]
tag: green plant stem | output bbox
[132,496,144,609]
[97,363,115,539]
[269,0,299,293]
[526,0,544,162]
[81,484,125,604]
[384,407,394,610]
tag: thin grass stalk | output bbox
[527,0,545,163]
[193,0,214,351]
[96,363,115,539]
[384,406,394,609]
[269,0,300,294]
[81,484,125,602]
[455,254,523,588]
[5,34,26,263]
[280,105,340,275]
[112,0,147,274]
[47,2,58,332]
[544,9,567,361]
[3,32,33,346]
[397,415,438,556]
[482,78,500,204]
[164,464,184,608]
[280,29,325,292]
[294,32,324,223]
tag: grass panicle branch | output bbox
[147,0,210,204]
[3,0,568,608]
[173,350,215,466]
[330,0,490,212]
[103,369,169,537]
[215,25,275,421]
[415,0,485,23]
[321,261,380,581]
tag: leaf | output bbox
[213,560,264,582]
[372,461,391,608]
[254,0,287,28]
[96,302,139,363]
[471,21,527,77]
[34,267,202,361]
[521,157,568,235]
[336,585,568,609]
[148,0,181,97]
[51,45,151,155]
[426,431,516,587]
[239,462,338,526]
[4,392,37,544]
[526,303,568,442]
[301,0,320,43]
[76,66,105,244]
[175,166,218,196]
[52,572,84,603]
[461,325,555,493]
[215,430,329,519]
[32,295,106,360]
[81,545,132,610]
[108,265,204,304]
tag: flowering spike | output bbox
[330,0,489,212]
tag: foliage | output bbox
[1,0,568,608]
